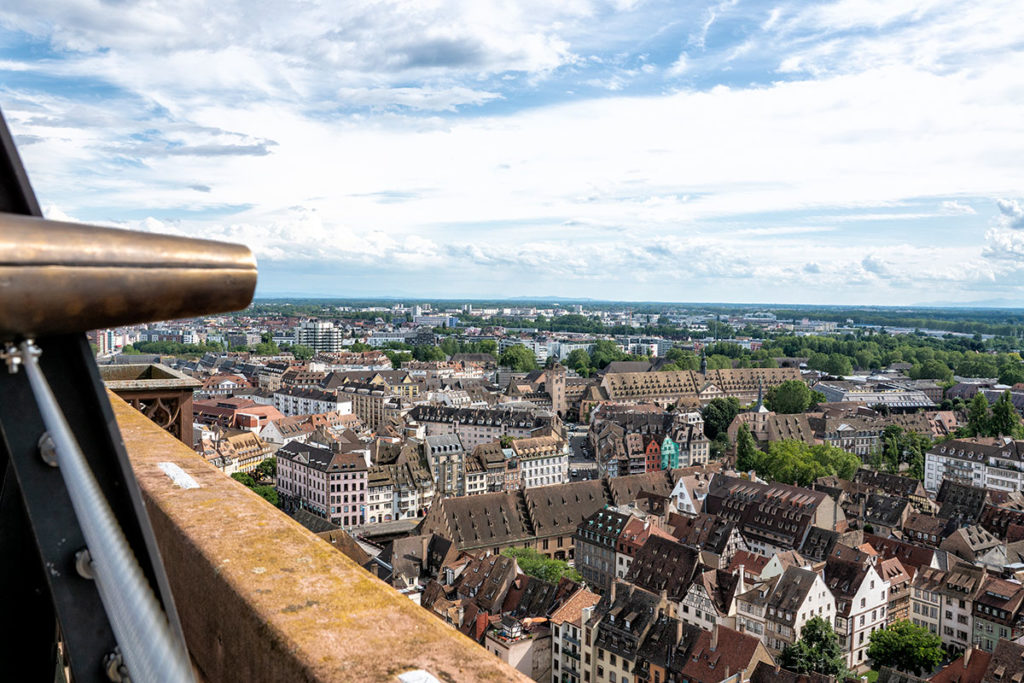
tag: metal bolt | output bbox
[38,432,58,467]
[75,548,95,580]
[1,342,21,374]
[104,648,130,682]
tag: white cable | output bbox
[20,341,195,683]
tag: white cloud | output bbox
[665,52,688,77]
[997,198,1024,229]
[941,200,976,215]
[4,0,1024,303]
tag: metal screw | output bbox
[75,548,95,580]
[38,432,58,467]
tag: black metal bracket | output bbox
[0,108,186,682]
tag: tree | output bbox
[706,354,733,370]
[702,397,741,440]
[966,392,991,436]
[780,616,847,678]
[500,547,582,583]
[499,344,538,372]
[754,440,860,486]
[252,485,279,506]
[413,345,446,362]
[999,361,1024,386]
[231,472,256,488]
[566,349,593,377]
[589,340,628,369]
[253,341,280,356]
[291,344,314,360]
[764,380,814,414]
[383,350,413,368]
[735,423,762,472]
[912,359,953,382]
[710,433,730,460]
[256,457,277,480]
[990,390,1021,437]
[867,620,943,676]
[823,353,853,377]
[664,348,700,371]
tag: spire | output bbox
[756,377,764,411]
[700,349,707,375]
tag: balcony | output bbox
[111,391,527,682]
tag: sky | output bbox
[2,0,1024,306]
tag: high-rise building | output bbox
[293,319,344,353]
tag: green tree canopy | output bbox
[911,359,953,382]
[589,340,629,369]
[764,380,814,414]
[231,472,256,488]
[735,423,762,472]
[252,485,279,506]
[499,344,538,371]
[290,344,314,360]
[256,457,277,480]
[701,397,741,440]
[966,392,991,436]
[998,360,1024,386]
[990,390,1022,437]
[867,621,943,676]
[749,440,860,486]
[413,345,447,362]
[566,349,593,376]
[253,341,280,356]
[664,348,700,371]
[780,616,847,678]
[500,547,582,583]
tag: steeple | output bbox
[700,349,707,375]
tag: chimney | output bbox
[737,564,746,593]
[963,648,972,669]
[710,624,719,651]
[421,535,430,568]
[676,618,683,643]
[610,581,618,603]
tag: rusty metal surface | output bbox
[0,213,257,338]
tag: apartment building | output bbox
[424,433,466,496]
[735,566,836,654]
[276,441,367,528]
[273,386,353,417]
[512,434,569,489]
[911,565,987,651]
[925,438,1024,493]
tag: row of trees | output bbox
[735,429,861,485]
[964,391,1023,438]
[781,617,944,678]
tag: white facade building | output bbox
[925,438,1024,493]
[294,319,345,353]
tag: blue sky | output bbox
[3,0,1024,305]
